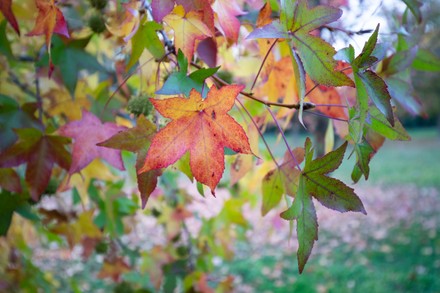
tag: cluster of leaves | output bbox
[0,0,439,290]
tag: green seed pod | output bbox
[88,14,106,34]
[89,0,107,10]
[127,96,153,117]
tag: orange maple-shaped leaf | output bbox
[139,85,252,194]
[26,0,69,75]
[163,5,212,62]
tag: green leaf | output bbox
[0,191,24,236]
[280,0,296,31]
[156,50,219,97]
[368,106,411,141]
[51,36,106,96]
[412,49,440,72]
[354,24,379,69]
[293,176,318,274]
[0,20,13,59]
[261,169,284,216]
[358,70,394,126]
[127,19,165,70]
[401,0,422,23]
[0,95,43,151]
[351,140,375,182]
[247,0,353,87]
[303,140,366,214]
[289,1,353,86]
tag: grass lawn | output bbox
[225,127,440,292]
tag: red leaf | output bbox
[151,0,175,21]
[58,110,125,174]
[26,0,69,76]
[0,128,71,200]
[0,0,20,35]
[212,0,245,42]
[139,85,253,194]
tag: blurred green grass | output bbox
[264,127,440,188]
[226,127,440,292]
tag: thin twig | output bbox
[306,110,348,122]
[266,106,302,171]
[235,99,279,168]
[250,39,278,91]
[190,61,316,111]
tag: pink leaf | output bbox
[59,110,126,174]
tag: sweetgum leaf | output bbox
[212,0,244,42]
[157,50,219,97]
[293,176,318,274]
[58,110,126,174]
[139,85,252,194]
[51,37,106,96]
[98,115,161,208]
[247,0,353,87]
[261,169,284,216]
[0,95,43,151]
[127,19,165,69]
[0,128,71,200]
[353,24,379,69]
[151,0,175,22]
[358,70,394,126]
[303,139,366,214]
[163,5,213,62]
[367,107,410,141]
[26,0,69,75]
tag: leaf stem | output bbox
[266,106,302,171]
[190,61,316,110]
[306,110,348,122]
[250,39,278,91]
[235,99,279,168]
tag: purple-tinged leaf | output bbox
[58,110,125,174]
[386,77,425,117]
[151,0,175,22]
[246,21,288,39]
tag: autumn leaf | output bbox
[212,0,245,42]
[139,85,252,194]
[0,168,22,193]
[58,110,126,174]
[163,5,213,62]
[0,128,71,200]
[0,0,20,35]
[51,210,102,248]
[26,0,69,76]
[106,0,140,42]
[98,115,161,208]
